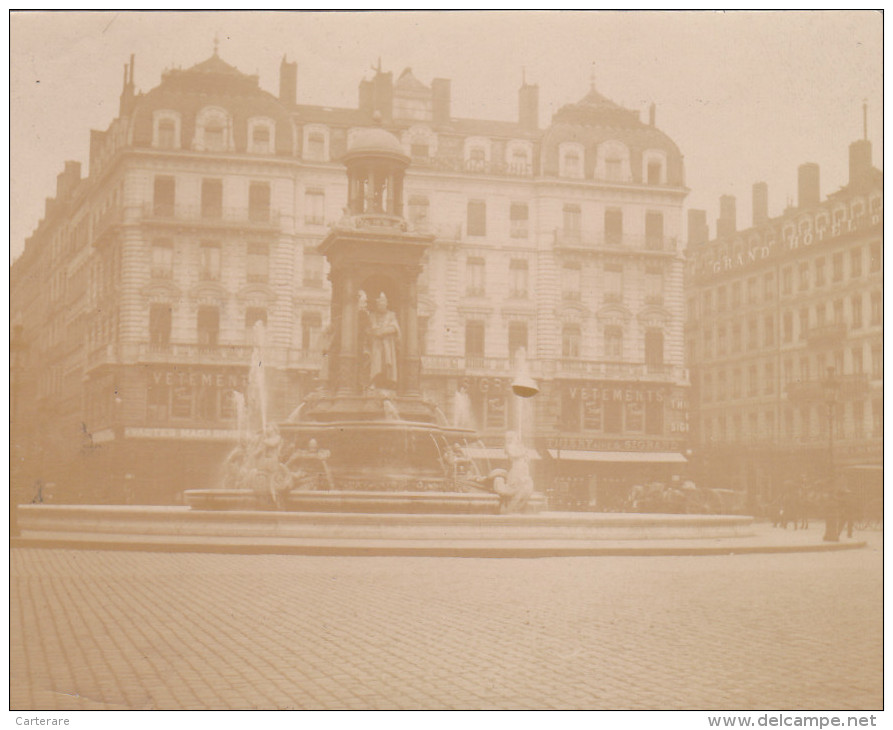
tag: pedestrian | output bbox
[822,479,839,542]
[836,486,855,539]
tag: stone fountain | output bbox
[185,124,545,515]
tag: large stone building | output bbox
[684,137,882,511]
[11,51,690,508]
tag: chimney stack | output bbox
[752,182,768,226]
[848,139,872,188]
[118,54,135,115]
[432,78,451,125]
[358,67,394,122]
[716,195,736,238]
[649,103,656,127]
[687,209,709,247]
[797,163,820,209]
[56,161,82,201]
[279,56,297,107]
[519,80,539,132]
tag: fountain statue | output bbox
[366,292,401,391]
[496,430,535,514]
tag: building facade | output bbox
[684,140,883,511]
[11,52,690,508]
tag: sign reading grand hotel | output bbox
[706,207,880,274]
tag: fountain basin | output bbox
[184,489,547,514]
[15,504,759,558]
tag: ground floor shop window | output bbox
[146,372,243,424]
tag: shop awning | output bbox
[465,447,542,462]
[547,450,687,464]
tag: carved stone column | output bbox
[337,271,358,396]
[402,273,421,397]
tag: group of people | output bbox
[769,477,858,541]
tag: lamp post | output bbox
[511,348,539,445]
[821,366,840,542]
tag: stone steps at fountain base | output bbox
[184,489,547,514]
[14,504,868,557]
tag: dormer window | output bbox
[205,124,224,151]
[152,111,181,150]
[463,137,490,173]
[597,140,631,182]
[468,147,486,172]
[308,134,324,160]
[564,151,582,178]
[252,127,270,153]
[247,117,275,155]
[194,107,232,153]
[511,149,528,173]
[159,120,176,149]
[647,161,662,184]
[303,125,329,162]
[559,143,585,179]
[505,140,534,177]
[643,150,668,185]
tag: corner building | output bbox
[684,139,882,510]
[11,53,690,507]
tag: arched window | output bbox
[194,107,232,152]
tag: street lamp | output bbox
[510,348,539,451]
[821,366,840,542]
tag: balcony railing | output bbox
[556,359,688,382]
[554,229,679,254]
[417,355,687,382]
[805,322,847,348]
[143,204,281,229]
[410,221,463,241]
[135,343,253,364]
[412,156,534,178]
[464,356,511,373]
[785,373,869,402]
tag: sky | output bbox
[9,10,883,262]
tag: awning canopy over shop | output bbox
[465,447,542,462]
[547,450,687,464]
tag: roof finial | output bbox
[863,98,868,141]
[213,34,220,57]
[590,61,596,91]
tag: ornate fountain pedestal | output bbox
[187,125,545,515]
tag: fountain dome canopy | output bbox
[344,126,409,165]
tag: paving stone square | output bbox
[10,530,882,711]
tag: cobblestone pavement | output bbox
[11,528,882,711]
